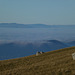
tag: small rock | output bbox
[72,53,75,60]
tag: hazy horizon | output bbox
[0,0,75,25]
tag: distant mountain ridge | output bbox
[0,23,50,28]
[0,23,75,28]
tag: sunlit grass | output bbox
[0,47,75,75]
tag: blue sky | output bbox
[0,0,75,25]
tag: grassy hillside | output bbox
[0,47,75,75]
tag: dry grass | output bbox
[0,46,75,75]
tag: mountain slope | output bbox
[38,40,69,51]
[68,41,75,46]
[0,47,75,75]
